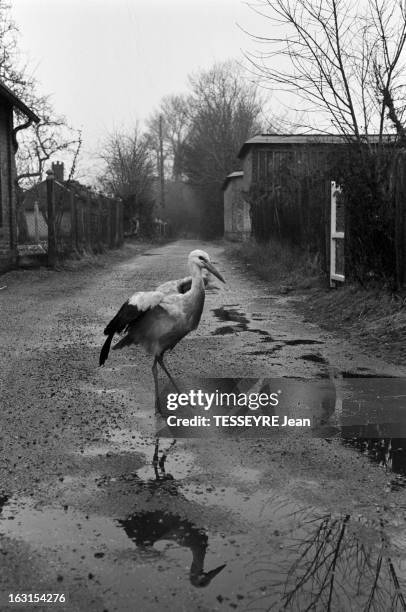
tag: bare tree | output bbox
[98,127,155,234]
[245,0,406,142]
[0,1,81,241]
[183,60,263,236]
[0,0,81,173]
[16,100,81,185]
[147,94,191,180]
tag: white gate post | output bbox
[330,181,345,287]
[34,201,40,244]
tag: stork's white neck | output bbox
[189,261,205,286]
[186,261,206,330]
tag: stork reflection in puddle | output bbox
[119,510,226,587]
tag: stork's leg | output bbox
[152,357,161,414]
[157,355,180,393]
[153,436,160,468]
[159,439,177,471]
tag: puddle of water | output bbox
[0,497,128,558]
[343,438,406,489]
[211,306,271,338]
[243,511,406,611]
[177,484,406,609]
[284,339,322,346]
[135,448,196,481]
[0,495,9,512]
[342,371,395,378]
[1,485,404,611]
[249,328,271,336]
[300,353,328,364]
[82,426,196,481]
[212,307,249,326]
[212,325,244,336]
[181,485,302,524]
[329,377,406,489]
[0,496,226,610]
[230,466,262,483]
[249,344,284,355]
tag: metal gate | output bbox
[330,181,345,286]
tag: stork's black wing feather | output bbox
[103,300,142,336]
[100,291,164,366]
[99,301,143,366]
[99,334,114,367]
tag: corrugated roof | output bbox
[222,170,243,190]
[237,133,393,158]
[0,81,40,123]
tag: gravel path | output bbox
[0,239,405,612]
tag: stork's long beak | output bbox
[191,563,227,587]
[204,563,227,582]
[204,261,225,283]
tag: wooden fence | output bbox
[22,170,124,267]
[247,145,333,273]
[393,152,406,289]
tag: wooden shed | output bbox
[222,171,251,241]
[0,81,39,272]
[237,134,349,268]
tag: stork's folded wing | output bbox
[104,291,164,336]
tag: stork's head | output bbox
[188,250,225,283]
[190,563,227,587]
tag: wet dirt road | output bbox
[1,239,406,611]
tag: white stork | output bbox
[99,249,225,404]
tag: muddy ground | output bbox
[1,239,406,611]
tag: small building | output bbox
[222,171,251,241]
[0,81,39,272]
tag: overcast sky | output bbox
[11,0,265,179]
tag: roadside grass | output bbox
[303,284,406,352]
[225,238,406,362]
[225,239,323,290]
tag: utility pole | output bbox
[46,169,57,268]
[159,114,165,209]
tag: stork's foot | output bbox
[158,456,166,473]
[159,439,177,471]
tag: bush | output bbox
[226,239,322,287]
